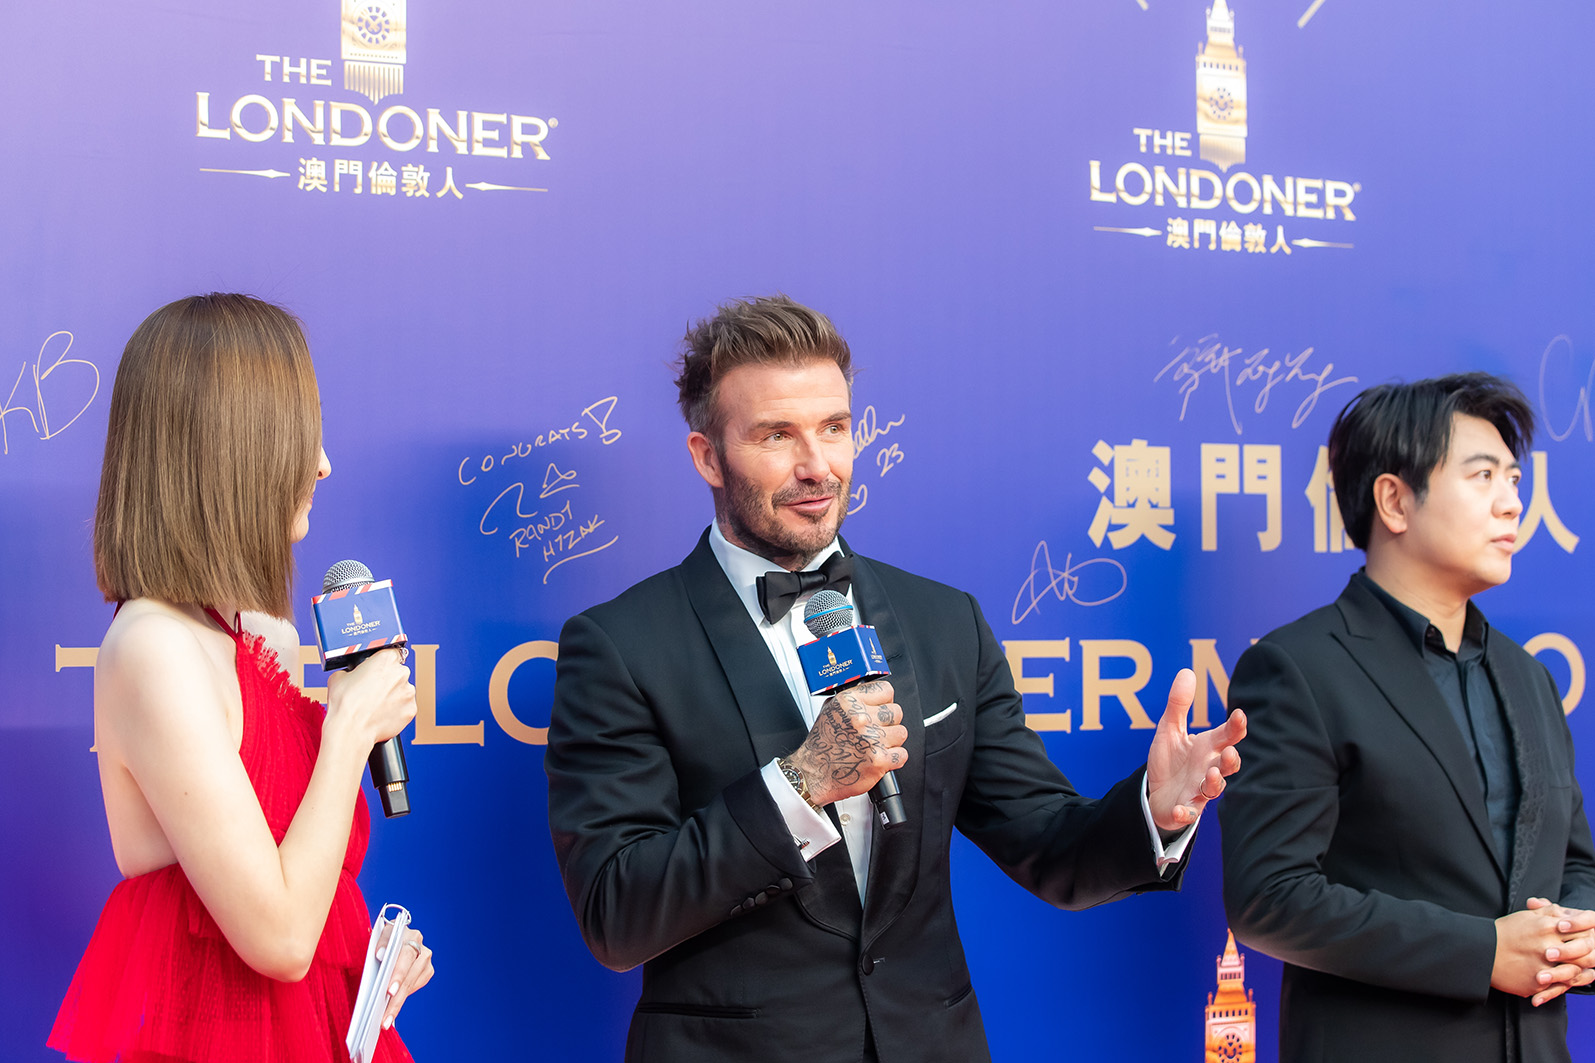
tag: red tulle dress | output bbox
[48,609,413,1063]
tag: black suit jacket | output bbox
[545,532,1181,1063]
[1219,577,1595,1063]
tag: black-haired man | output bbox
[1220,373,1595,1062]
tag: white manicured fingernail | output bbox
[383,1015,393,1029]
[389,981,399,996]
[376,947,386,961]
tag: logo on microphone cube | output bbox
[312,578,407,667]
[799,625,890,696]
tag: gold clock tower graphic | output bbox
[342,0,408,104]
[1195,0,1247,171]
[1204,930,1256,1063]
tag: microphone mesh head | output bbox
[322,558,374,593]
[802,589,854,638]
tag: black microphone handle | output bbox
[869,770,908,828]
[335,646,411,818]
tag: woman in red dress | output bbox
[49,294,434,1062]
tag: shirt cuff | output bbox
[1140,774,1197,875]
[760,758,841,862]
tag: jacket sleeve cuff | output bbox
[1141,774,1198,875]
[759,758,842,861]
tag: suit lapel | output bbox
[846,548,927,945]
[1332,579,1505,882]
[679,532,862,937]
[1486,639,1546,907]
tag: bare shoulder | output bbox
[97,601,231,728]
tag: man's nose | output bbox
[792,434,832,482]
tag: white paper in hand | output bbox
[346,903,411,1063]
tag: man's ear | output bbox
[1370,472,1413,537]
[686,431,724,489]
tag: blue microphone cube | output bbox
[798,625,890,696]
[311,580,407,668]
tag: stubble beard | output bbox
[718,466,849,570]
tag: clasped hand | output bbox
[1145,669,1247,834]
[1494,898,1595,1006]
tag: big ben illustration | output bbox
[1204,929,1256,1063]
[1195,0,1247,171]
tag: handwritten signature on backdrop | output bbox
[849,405,907,515]
[1011,541,1128,625]
[1539,335,1595,444]
[459,396,622,583]
[1155,334,1357,435]
[0,331,100,456]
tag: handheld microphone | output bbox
[799,589,907,828]
[311,559,411,818]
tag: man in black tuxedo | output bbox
[1220,373,1595,1062]
[545,295,1247,1063]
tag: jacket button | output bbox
[754,892,769,906]
[765,885,782,896]
[861,955,875,975]
[778,878,793,890]
[742,898,757,911]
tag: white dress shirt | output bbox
[706,524,1195,905]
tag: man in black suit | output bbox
[1220,373,1595,1062]
[545,295,1247,1063]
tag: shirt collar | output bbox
[1352,568,1489,658]
[707,522,844,628]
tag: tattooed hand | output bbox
[788,680,908,807]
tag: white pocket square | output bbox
[923,702,958,727]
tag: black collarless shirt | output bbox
[1353,570,1519,870]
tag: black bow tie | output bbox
[756,553,854,625]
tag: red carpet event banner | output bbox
[3,2,1593,1059]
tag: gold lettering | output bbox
[1079,639,1155,730]
[1002,639,1072,732]
[510,115,552,160]
[1089,160,1117,203]
[55,645,99,751]
[1525,633,1585,714]
[1263,174,1293,216]
[472,111,508,158]
[1324,179,1357,221]
[329,101,373,147]
[195,92,232,139]
[1188,168,1222,210]
[409,645,484,745]
[487,640,558,744]
[1225,171,1261,214]
[282,99,325,145]
[426,109,469,154]
[1187,639,1232,729]
[1295,177,1324,219]
[1115,162,1152,206]
[310,59,332,86]
[230,94,279,142]
[378,105,424,151]
[1153,166,1188,209]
